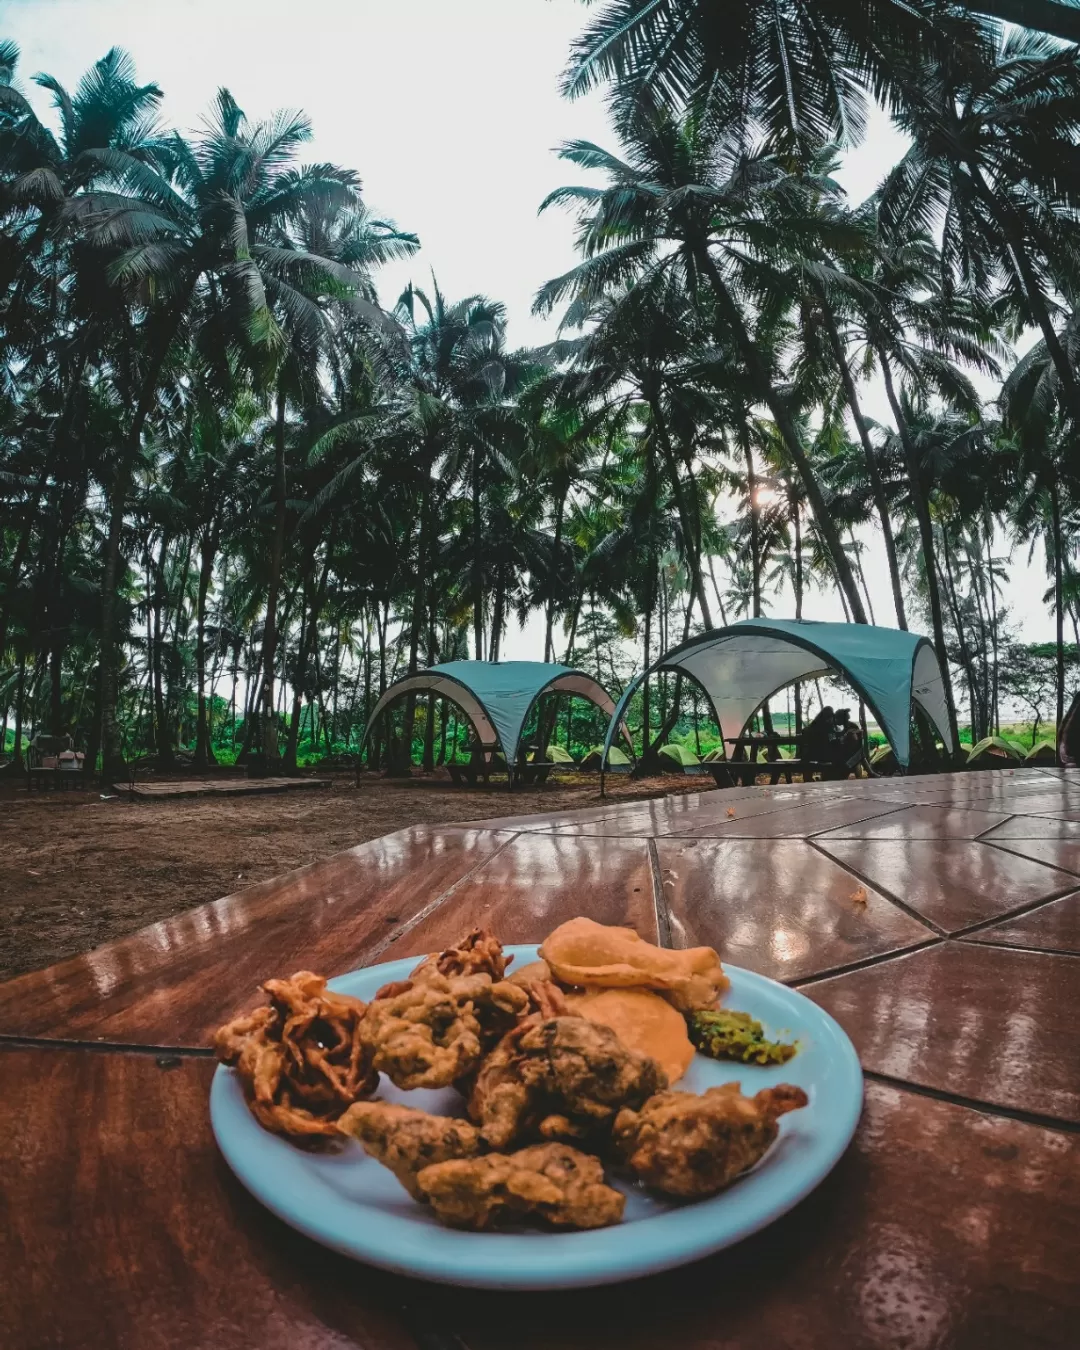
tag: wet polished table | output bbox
[3,768,1079,1349]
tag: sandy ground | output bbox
[0,771,708,982]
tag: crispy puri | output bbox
[613,1082,808,1199]
[338,1101,481,1198]
[469,1014,667,1149]
[214,971,376,1140]
[567,987,695,1084]
[416,1142,625,1231]
[540,917,728,1012]
[362,971,528,1091]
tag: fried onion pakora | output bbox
[468,1014,667,1149]
[613,1082,808,1199]
[214,971,376,1141]
[338,1100,481,1198]
[362,971,528,1091]
[416,1142,625,1231]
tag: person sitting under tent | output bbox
[801,706,837,762]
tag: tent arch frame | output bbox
[360,660,629,783]
[600,620,953,782]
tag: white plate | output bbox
[211,945,862,1289]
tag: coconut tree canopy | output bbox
[360,661,628,768]
[602,619,954,770]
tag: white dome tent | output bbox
[360,660,630,783]
[599,618,954,780]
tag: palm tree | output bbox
[880,26,1080,424]
[537,107,869,622]
[562,0,980,152]
[1000,320,1080,734]
[67,85,407,771]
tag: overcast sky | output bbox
[1,0,1053,660]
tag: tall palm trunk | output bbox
[193,525,220,768]
[99,302,190,779]
[939,528,983,739]
[544,484,569,662]
[0,349,91,666]
[744,439,761,618]
[821,302,907,627]
[970,168,1080,425]
[793,483,804,734]
[878,348,959,750]
[259,380,289,767]
[472,445,484,660]
[1050,477,1066,735]
[697,247,868,623]
[12,650,26,770]
[151,532,173,766]
[648,398,713,628]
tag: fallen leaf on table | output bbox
[850,886,868,905]
[726,807,736,819]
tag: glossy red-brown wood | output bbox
[656,837,931,981]
[5,1056,1078,1350]
[805,941,1080,1124]
[816,839,1078,932]
[417,1084,1080,1350]
[968,892,1080,954]
[0,826,510,1046]
[816,804,1008,839]
[377,832,659,961]
[0,1046,417,1350]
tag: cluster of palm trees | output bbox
[2,4,1080,776]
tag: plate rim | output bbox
[210,946,863,1289]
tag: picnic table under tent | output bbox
[359,660,631,787]
[598,618,956,789]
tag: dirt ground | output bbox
[0,770,709,983]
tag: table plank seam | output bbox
[801,803,912,836]
[790,937,943,988]
[804,837,948,937]
[985,838,1080,877]
[863,1069,1080,1136]
[358,831,523,966]
[958,937,1080,959]
[647,838,674,948]
[0,1033,215,1057]
[946,884,1080,940]
[973,812,1018,840]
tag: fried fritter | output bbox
[469,1015,667,1149]
[214,971,377,1141]
[416,1142,625,1231]
[612,1082,808,1199]
[540,917,728,1012]
[337,1101,481,1198]
[505,960,571,1018]
[362,971,528,1091]
[407,927,510,983]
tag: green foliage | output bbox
[3,17,1080,774]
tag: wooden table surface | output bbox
[3,768,1079,1349]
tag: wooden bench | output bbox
[27,735,85,791]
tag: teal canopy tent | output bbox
[361,661,629,773]
[601,619,954,772]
